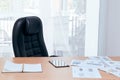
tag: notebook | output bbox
[2,61,42,73]
[23,64,42,72]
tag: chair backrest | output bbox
[12,16,48,57]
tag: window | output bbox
[0,0,99,57]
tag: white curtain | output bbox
[0,0,86,57]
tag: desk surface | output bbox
[0,57,120,80]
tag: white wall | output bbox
[85,0,100,56]
[98,0,120,56]
[98,0,107,56]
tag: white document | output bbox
[99,61,120,77]
[105,61,120,67]
[85,60,104,68]
[23,64,42,72]
[71,60,85,66]
[89,57,120,77]
[72,66,101,78]
[71,56,120,78]
[71,59,103,68]
[2,61,23,72]
[88,56,112,61]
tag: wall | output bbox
[85,0,100,56]
[98,0,120,56]
[98,0,107,56]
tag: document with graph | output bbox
[72,66,101,78]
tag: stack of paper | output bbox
[71,56,120,78]
[99,61,120,77]
[2,61,42,73]
[88,56,120,77]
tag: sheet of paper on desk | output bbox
[72,66,101,78]
[87,56,114,68]
[99,61,120,77]
[2,61,23,72]
[71,60,85,66]
[99,66,120,77]
[71,56,120,78]
[88,56,112,61]
[106,61,120,67]
[23,64,42,72]
[71,59,103,68]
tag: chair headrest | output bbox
[25,16,42,34]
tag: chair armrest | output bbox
[49,55,60,57]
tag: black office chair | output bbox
[12,16,49,57]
